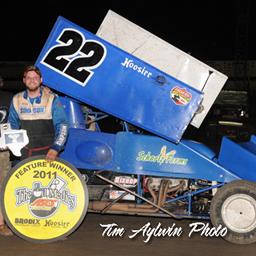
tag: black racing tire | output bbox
[210,180,256,244]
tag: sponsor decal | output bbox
[136,146,188,166]
[109,191,135,201]
[1,156,88,242]
[121,58,152,78]
[55,124,68,147]
[15,176,76,218]
[171,87,192,106]
[20,107,46,114]
[114,176,137,188]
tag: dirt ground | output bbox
[0,213,256,256]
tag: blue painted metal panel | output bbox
[35,16,203,143]
[181,140,216,160]
[218,136,256,181]
[240,135,256,154]
[114,132,240,182]
[61,129,240,183]
[59,97,85,129]
[60,128,116,170]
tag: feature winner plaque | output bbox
[1,156,88,243]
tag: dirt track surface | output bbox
[1,213,256,256]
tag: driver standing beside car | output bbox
[8,65,69,161]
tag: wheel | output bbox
[210,180,256,244]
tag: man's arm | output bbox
[46,96,69,161]
[8,100,20,129]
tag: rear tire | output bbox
[210,180,256,244]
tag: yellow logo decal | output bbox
[1,156,88,243]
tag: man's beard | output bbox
[27,84,40,92]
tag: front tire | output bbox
[210,180,256,244]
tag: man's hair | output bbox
[23,65,42,78]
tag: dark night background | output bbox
[1,0,256,148]
[0,0,255,62]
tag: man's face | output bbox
[23,71,42,92]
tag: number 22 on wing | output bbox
[41,28,107,86]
